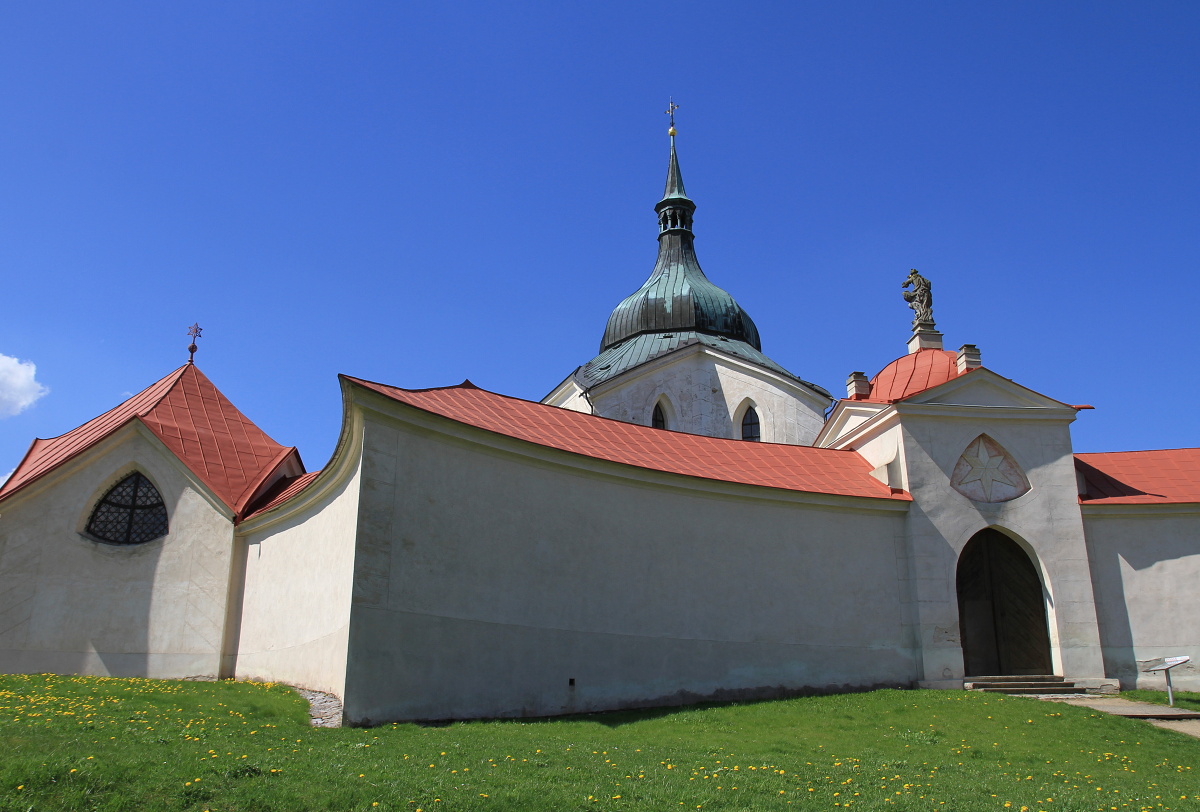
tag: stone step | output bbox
[974,685,1083,694]
[968,675,1066,683]
[966,680,1073,689]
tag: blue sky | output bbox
[2,2,1197,475]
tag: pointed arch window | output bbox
[86,472,169,545]
[741,407,761,442]
[652,403,668,430]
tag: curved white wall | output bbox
[342,399,912,724]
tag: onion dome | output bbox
[599,134,761,352]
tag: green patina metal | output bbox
[578,330,830,396]
[586,131,827,398]
[600,136,760,352]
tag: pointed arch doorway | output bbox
[956,529,1053,676]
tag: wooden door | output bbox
[956,529,1052,676]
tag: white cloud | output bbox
[0,354,49,417]
[0,469,12,486]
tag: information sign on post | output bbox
[1141,656,1191,707]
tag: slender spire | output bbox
[657,98,695,235]
[662,98,688,201]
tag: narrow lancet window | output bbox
[86,472,169,545]
[652,403,668,430]
[741,407,761,442]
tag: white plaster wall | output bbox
[0,428,234,678]
[587,347,827,445]
[233,460,361,699]
[542,378,591,414]
[897,408,1106,684]
[341,403,913,724]
[1082,510,1200,690]
[844,420,908,491]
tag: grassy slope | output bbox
[2,675,1199,812]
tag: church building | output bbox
[2,121,1198,725]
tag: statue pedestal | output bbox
[907,326,943,354]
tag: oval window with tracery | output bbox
[86,472,169,545]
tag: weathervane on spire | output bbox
[665,97,679,137]
[186,323,202,364]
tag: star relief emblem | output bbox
[950,435,1030,503]
[959,441,1018,501]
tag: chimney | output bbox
[846,371,871,399]
[956,344,982,373]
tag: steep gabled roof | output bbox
[1076,448,1200,505]
[345,377,908,502]
[0,363,300,518]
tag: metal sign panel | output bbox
[1142,655,1191,672]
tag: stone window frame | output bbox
[649,395,676,431]
[733,398,763,442]
[81,469,170,546]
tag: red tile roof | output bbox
[346,377,908,501]
[1076,449,1200,505]
[859,349,964,403]
[0,364,299,518]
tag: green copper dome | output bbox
[599,138,762,353]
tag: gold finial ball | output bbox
[668,126,677,136]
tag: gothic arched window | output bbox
[652,403,668,430]
[86,472,169,545]
[741,407,761,442]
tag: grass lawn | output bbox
[2,675,1199,811]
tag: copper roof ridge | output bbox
[32,364,186,444]
[339,374,484,395]
[1077,446,1200,456]
[0,440,40,498]
[350,382,908,502]
[0,366,191,501]
[1,362,294,510]
[347,375,885,456]
[0,414,155,501]
[140,365,292,513]
[231,445,303,518]
[241,468,323,520]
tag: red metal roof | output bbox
[859,349,963,403]
[244,470,322,518]
[0,364,299,517]
[346,377,908,501]
[1076,449,1200,505]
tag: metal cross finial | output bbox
[186,323,202,364]
[665,97,679,134]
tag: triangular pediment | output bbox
[903,368,1070,410]
[816,399,892,448]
